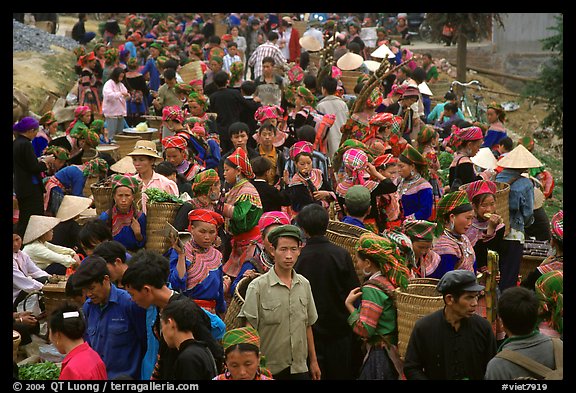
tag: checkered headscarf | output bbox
[188,208,224,228]
[111,174,141,194]
[435,190,472,236]
[227,147,255,179]
[535,270,563,336]
[188,91,208,112]
[71,126,100,148]
[162,105,184,123]
[373,154,397,169]
[161,135,188,151]
[550,210,563,242]
[297,86,316,107]
[83,158,109,177]
[401,143,427,167]
[258,211,291,233]
[191,169,220,196]
[222,326,261,351]
[343,148,369,186]
[368,112,402,135]
[465,180,497,202]
[402,218,437,242]
[43,145,70,161]
[289,141,314,161]
[39,111,57,126]
[448,125,483,149]
[288,65,304,84]
[254,105,284,124]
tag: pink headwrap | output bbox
[331,66,342,80]
[162,105,184,123]
[289,141,314,161]
[254,105,284,124]
[343,148,369,186]
[258,211,291,233]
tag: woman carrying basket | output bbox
[344,232,410,380]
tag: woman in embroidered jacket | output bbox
[168,209,226,316]
[445,125,485,191]
[345,232,410,380]
[99,174,146,253]
[430,190,476,279]
[218,147,263,290]
[396,144,434,221]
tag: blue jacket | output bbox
[495,169,534,232]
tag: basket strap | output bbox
[496,350,553,379]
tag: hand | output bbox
[487,213,502,229]
[309,359,322,380]
[253,96,261,103]
[72,253,82,264]
[170,233,183,255]
[130,217,142,235]
[345,287,363,307]
[313,190,330,201]
[15,312,37,326]
[243,269,259,279]
[283,169,290,185]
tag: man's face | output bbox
[231,131,248,149]
[447,291,481,319]
[270,237,301,270]
[82,277,111,305]
[125,284,154,309]
[262,62,274,77]
[258,129,275,148]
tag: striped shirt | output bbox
[247,41,287,80]
[223,54,242,74]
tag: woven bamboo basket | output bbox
[223,276,254,330]
[395,283,444,359]
[114,134,142,159]
[145,201,183,254]
[142,115,163,130]
[341,70,364,96]
[519,255,545,283]
[408,277,440,286]
[13,330,21,362]
[81,148,98,163]
[460,181,510,236]
[83,176,100,199]
[90,177,114,215]
[325,220,371,283]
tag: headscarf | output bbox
[331,66,342,80]
[111,174,141,194]
[175,83,193,95]
[190,123,206,137]
[210,53,224,64]
[13,117,39,133]
[73,46,86,59]
[342,148,370,186]
[71,126,100,148]
[402,218,437,242]
[297,86,316,107]
[447,125,483,149]
[356,232,410,290]
[254,105,284,124]
[373,154,397,169]
[80,51,96,67]
[188,209,224,228]
[221,326,260,351]
[43,145,69,161]
[127,57,139,70]
[550,210,563,242]
[365,87,383,109]
[189,79,203,87]
[535,270,563,336]
[434,190,472,236]
[156,55,169,68]
[518,136,535,152]
[487,101,506,122]
[189,44,203,58]
[465,180,497,202]
[287,65,304,84]
[39,111,57,127]
[368,112,402,136]
[188,91,209,112]
[191,169,220,196]
[104,48,119,64]
[416,125,438,150]
[162,105,184,123]
[83,158,109,177]
[400,143,427,167]
[289,141,314,161]
[161,135,188,151]
[65,106,91,135]
[258,211,291,234]
[227,147,255,179]
[229,61,244,86]
[150,42,164,53]
[90,119,105,134]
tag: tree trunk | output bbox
[457,33,468,84]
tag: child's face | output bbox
[259,129,275,148]
[228,46,238,56]
[295,154,313,176]
[13,234,22,253]
[231,131,249,149]
[380,164,399,181]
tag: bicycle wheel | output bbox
[419,21,434,43]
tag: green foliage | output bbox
[18,362,61,380]
[424,13,504,42]
[438,151,454,169]
[144,187,184,204]
[522,15,563,137]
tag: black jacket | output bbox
[250,179,291,213]
[169,339,218,380]
[208,87,253,143]
[13,134,49,197]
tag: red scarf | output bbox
[111,205,140,236]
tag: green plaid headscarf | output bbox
[518,136,535,152]
[401,143,429,178]
[535,270,563,336]
[191,169,220,196]
[188,91,209,112]
[229,61,244,86]
[189,44,203,58]
[83,158,109,177]
[356,232,410,290]
[156,55,169,68]
[71,125,100,148]
[210,51,225,63]
[434,190,472,236]
[297,86,316,107]
[175,83,193,95]
[90,119,105,134]
[402,219,437,242]
[222,326,260,351]
[39,111,57,126]
[111,173,141,194]
[283,85,298,106]
[104,48,119,64]
[150,42,164,53]
[127,57,139,70]
[416,125,438,152]
[43,145,69,161]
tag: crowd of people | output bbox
[13,12,562,382]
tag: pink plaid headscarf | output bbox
[162,105,184,123]
[343,148,369,186]
[254,105,284,124]
[258,211,291,233]
[331,66,342,79]
[289,141,314,161]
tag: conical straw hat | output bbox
[364,60,381,73]
[23,215,61,245]
[110,155,137,174]
[471,147,498,170]
[299,35,322,52]
[56,195,93,222]
[370,43,396,59]
[418,81,433,96]
[337,52,364,71]
[497,144,542,169]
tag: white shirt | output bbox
[21,241,76,270]
[13,250,49,304]
[278,27,292,60]
[303,27,324,49]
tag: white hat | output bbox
[471,147,498,170]
[418,81,433,96]
[337,52,364,71]
[56,195,93,222]
[370,43,396,59]
[364,60,381,73]
[299,35,322,52]
[96,144,119,154]
[282,16,293,25]
[110,155,137,174]
[23,215,61,245]
[127,140,162,159]
[497,144,543,169]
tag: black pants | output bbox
[273,367,311,380]
[16,190,45,237]
[314,333,363,380]
[498,239,523,291]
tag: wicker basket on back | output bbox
[395,283,444,360]
[90,176,114,215]
[223,276,254,330]
[115,134,142,159]
[325,220,371,283]
[459,181,510,236]
[145,201,183,254]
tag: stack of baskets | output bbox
[90,176,114,215]
[145,201,183,254]
[395,282,444,359]
[115,134,142,159]
[223,276,254,330]
[325,220,371,283]
[460,181,510,236]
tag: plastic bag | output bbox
[38,343,65,363]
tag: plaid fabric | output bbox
[161,135,188,151]
[74,106,91,118]
[416,125,438,147]
[39,111,57,126]
[258,211,291,233]
[373,154,397,168]
[228,147,255,179]
[189,122,206,137]
[297,86,316,107]
[331,65,342,79]
[80,52,96,67]
[550,210,563,241]
[518,136,535,152]
[156,55,169,68]
[343,148,369,186]
[71,126,100,148]
[189,44,203,57]
[357,232,410,290]
[465,180,497,202]
[191,169,220,196]
[390,84,406,97]
[368,112,402,133]
[283,84,298,106]
[254,105,283,124]
[385,228,416,269]
[90,119,105,134]
[288,65,304,83]
[448,125,483,149]
[210,50,225,63]
[401,143,427,166]
[83,158,109,177]
[535,270,563,336]
[127,57,139,70]
[289,141,314,161]
[188,91,209,112]
[365,87,383,109]
[43,145,69,161]
[175,83,193,95]
[221,326,260,351]
[162,105,184,123]
[104,48,119,64]
[188,208,224,227]
[229,61,244,85]
[402,218,437,242]
[434,190,471,236]
[111,174,141,194]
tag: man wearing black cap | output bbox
[403,269,497,380]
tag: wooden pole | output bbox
[451,62,536,82]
